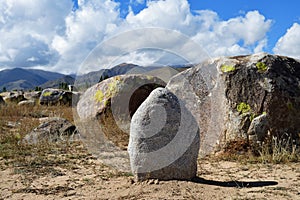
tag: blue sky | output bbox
[1,0,300,74]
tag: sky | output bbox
[0,0,300,74]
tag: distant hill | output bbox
[39,75,75,89]
[74,63,146,89]
[71,63,192,90]
[0,64,191,91]
[2,80,35,91]
[0,68,65,91]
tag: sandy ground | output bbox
[0,105,299,199]
[1,151,299,200]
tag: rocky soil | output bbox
[1,143,299,200]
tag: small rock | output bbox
[24,117,78,144]
[247,113,268,143]
[64,190,76,197]
[129,178,135,184]
[18,99,35,106]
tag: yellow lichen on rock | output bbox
[237,102,251,114]
[107,77,121,97]
[94,90,104,103]
[94,76,122,104]
[221,65,236,73]
[42,91,52,97]
[256,62,268,72]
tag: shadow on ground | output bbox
[192,177,278,188]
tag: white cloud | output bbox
[51,0,120,73]
[124,4,271,58]
[192,10,272,57]
[0,0,72,70]
[273,23,300,59]
[223,11,271,45]
[126,0,197,35]
[0,0,273,74]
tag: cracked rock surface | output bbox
[167,53,300,153]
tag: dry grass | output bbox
[253,134,299,164]
[0,103,130,187]
[0,104,81,173]
[0,103,299,181]
[0,104,300,199]
[214,136,299,164]
[0,103,73,159]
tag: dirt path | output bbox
[1,155,299,200]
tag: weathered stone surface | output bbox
[167,53,300,153]
[24,91,41,101]
[24,117,77,144]
[247,113,268,143]
[18,99,35,106]
[77,74,166,149]
[128,88,199,181]
[3,91,25,104]
[39,89,75,106]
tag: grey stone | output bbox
[39,88,76,106]
[128,88,200,181]
[77,74,166,149]
[24,117,78,144]
[24,91,41,101]
[3,91,25,104]
[18,99,35,106]
[167,53,300,153]
[247,113,268,143]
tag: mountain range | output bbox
[0,68,67,91]
[0,64,190,91]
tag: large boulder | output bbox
[39,88,74,106]
[167,53,300,154]
[24,117,77,144]
[128,88,200,181]
[76,74,166,150]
